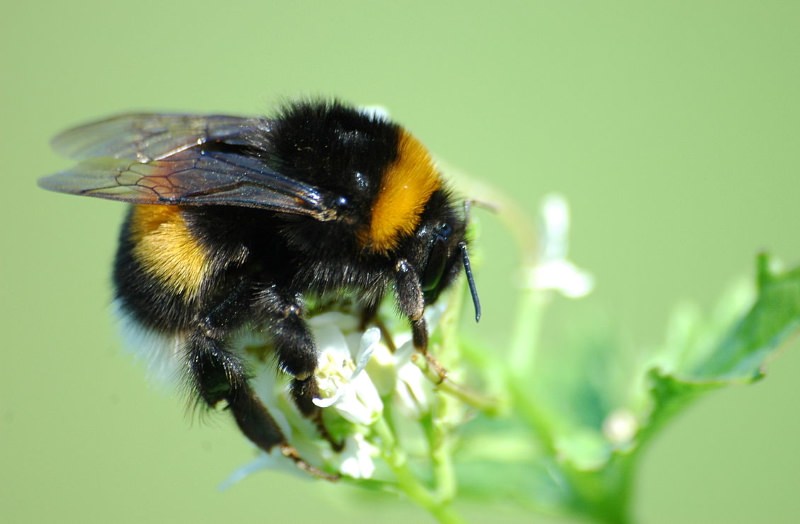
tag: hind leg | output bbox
[187,284,337,479]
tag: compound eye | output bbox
[420,224,451,293]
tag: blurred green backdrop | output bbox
[2,2,799,523]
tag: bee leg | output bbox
[188,293,337,480]
[254,289,344,452]
[394,259,426,344]
[394,259,448,382]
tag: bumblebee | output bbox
[40,100,480,478]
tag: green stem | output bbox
[431,429,457,504]
[373,418,466,524]
[413,353,499,414]
[507,279,555,455]
[509,286,546,377]
[427,397,457,504]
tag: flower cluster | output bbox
[224,302,453,486]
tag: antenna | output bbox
[459,242,481,322]
[460,199,481,322]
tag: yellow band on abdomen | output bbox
[129,205,209,300]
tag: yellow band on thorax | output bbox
[362,130,441,253]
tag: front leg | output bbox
[393,259,428,351]
[393,259,452,383]
[187,282,337,479]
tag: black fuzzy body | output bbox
[52,100,472,475]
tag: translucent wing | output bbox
[51,113,262,161]
[42,114,347,221]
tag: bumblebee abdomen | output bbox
[113,205,212,331]
[128,205,211,298]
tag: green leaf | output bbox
[643,254,800,437]
[455,254,800,523]
[454,416,573,514]
[691,254,800,381]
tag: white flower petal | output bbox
[529,193,594,299]
[395,364,431,417]
[338,434,379,479]
[328,372,383,425]
[356,328,381,369]
[540,193,570,260]
[312,391,342,409]
[388,340,435,418]
[365,342,398,396]
[394,340,415,365]
[219,449,305,490]
[531,260,595,298]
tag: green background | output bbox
[2,2,799,522]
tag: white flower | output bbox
[392,341,434,418]
[336,433,380,479]
[529,194,594,298]
[366,327,437,420]
[602,409,638,447]
[311,322,384,425]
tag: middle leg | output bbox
[253,286,344,451]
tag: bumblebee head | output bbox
[403,190,481,322]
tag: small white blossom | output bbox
[392,341,434,418]
[312,324,383,425]
[336,433,380,479]
[529,193,594,298]
[366,334,436,420]
[602,409,638,447]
